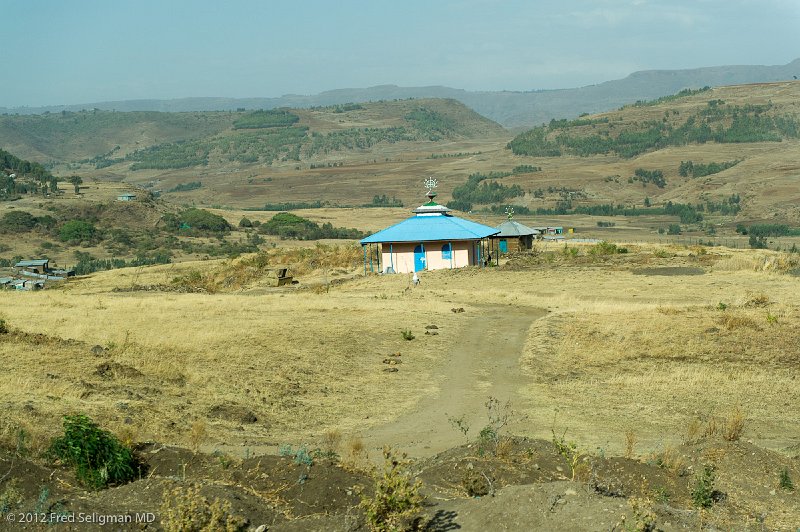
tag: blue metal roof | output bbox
[360,213,499,244]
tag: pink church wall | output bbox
[380,240,478,273]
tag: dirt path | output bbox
[363,305,546,458]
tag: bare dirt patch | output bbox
[632,266,705,276]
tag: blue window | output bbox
[441,243,452,260]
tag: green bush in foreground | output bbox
[359,446,424,532]
[691,464,716,509]
[48,414,137,490]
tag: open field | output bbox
[3,243,800,452]
[1,243,799,528]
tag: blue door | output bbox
[413,244,426,271]
[499,239,508,253]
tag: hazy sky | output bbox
[2,0,798,107]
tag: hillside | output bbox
[2,82,800,232]
[0,98,505,166]
[0,111,235,163]
[498,81,800,222]
[119,81,799,226]
[2,59,798,128]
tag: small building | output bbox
[532,226,564,236]
[14,259,74,279]
[492,219,539,253]
[15,259,49,274]
[8,278,43,290]
[360,182,499,274]
[117,193,137,202]
[49,268,76,278]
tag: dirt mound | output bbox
[95,362,143,380]
[208,404,259,424]
[1,436,798,531]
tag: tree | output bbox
[60,220,96,243]
[749,234,768,249]
[1,211,37,232]
[68,175,83,194]
[177,208,231,232]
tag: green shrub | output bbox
[160,484,247,532]
[359,446,424,532]
[401,330,415,341]
[749,234,767,249]
[589,241,619,255]
[779,468,794,491]
[0,211,37,232]
[0,318,7,334]
[552,429,581,481]
[691,464,716,508]
[177,208,231,232]
[59,220,97,243]
[259,212,365,240]
[48,414,138,490]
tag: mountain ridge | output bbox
[3,59,798,128]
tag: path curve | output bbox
[363,305,546,458]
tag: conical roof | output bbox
[361,180,500,244]
[494,219,538,237]
[360,211,498,243]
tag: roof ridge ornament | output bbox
[424,177,438,200]
[505,206,514,220]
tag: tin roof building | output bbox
[492,218,538,253]
[360,180,499,274]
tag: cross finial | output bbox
[424,177,438,195]
[505,206,514,219]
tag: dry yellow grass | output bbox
[0,265,464,450]
[0,242,798,461]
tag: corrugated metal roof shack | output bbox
[492,219,539,255]
[15,259,50,274]
[360,182,499,274]
[14,259,75,280]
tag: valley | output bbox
[1,80,799,530]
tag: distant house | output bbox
[14,259,74,279]
[5,278,43,291]
[532,226,564,236]
[360,184,499,274]
[15,259,49,274]
[492,219,539,254]
[20,279,44,290]
[117,193,136,202]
